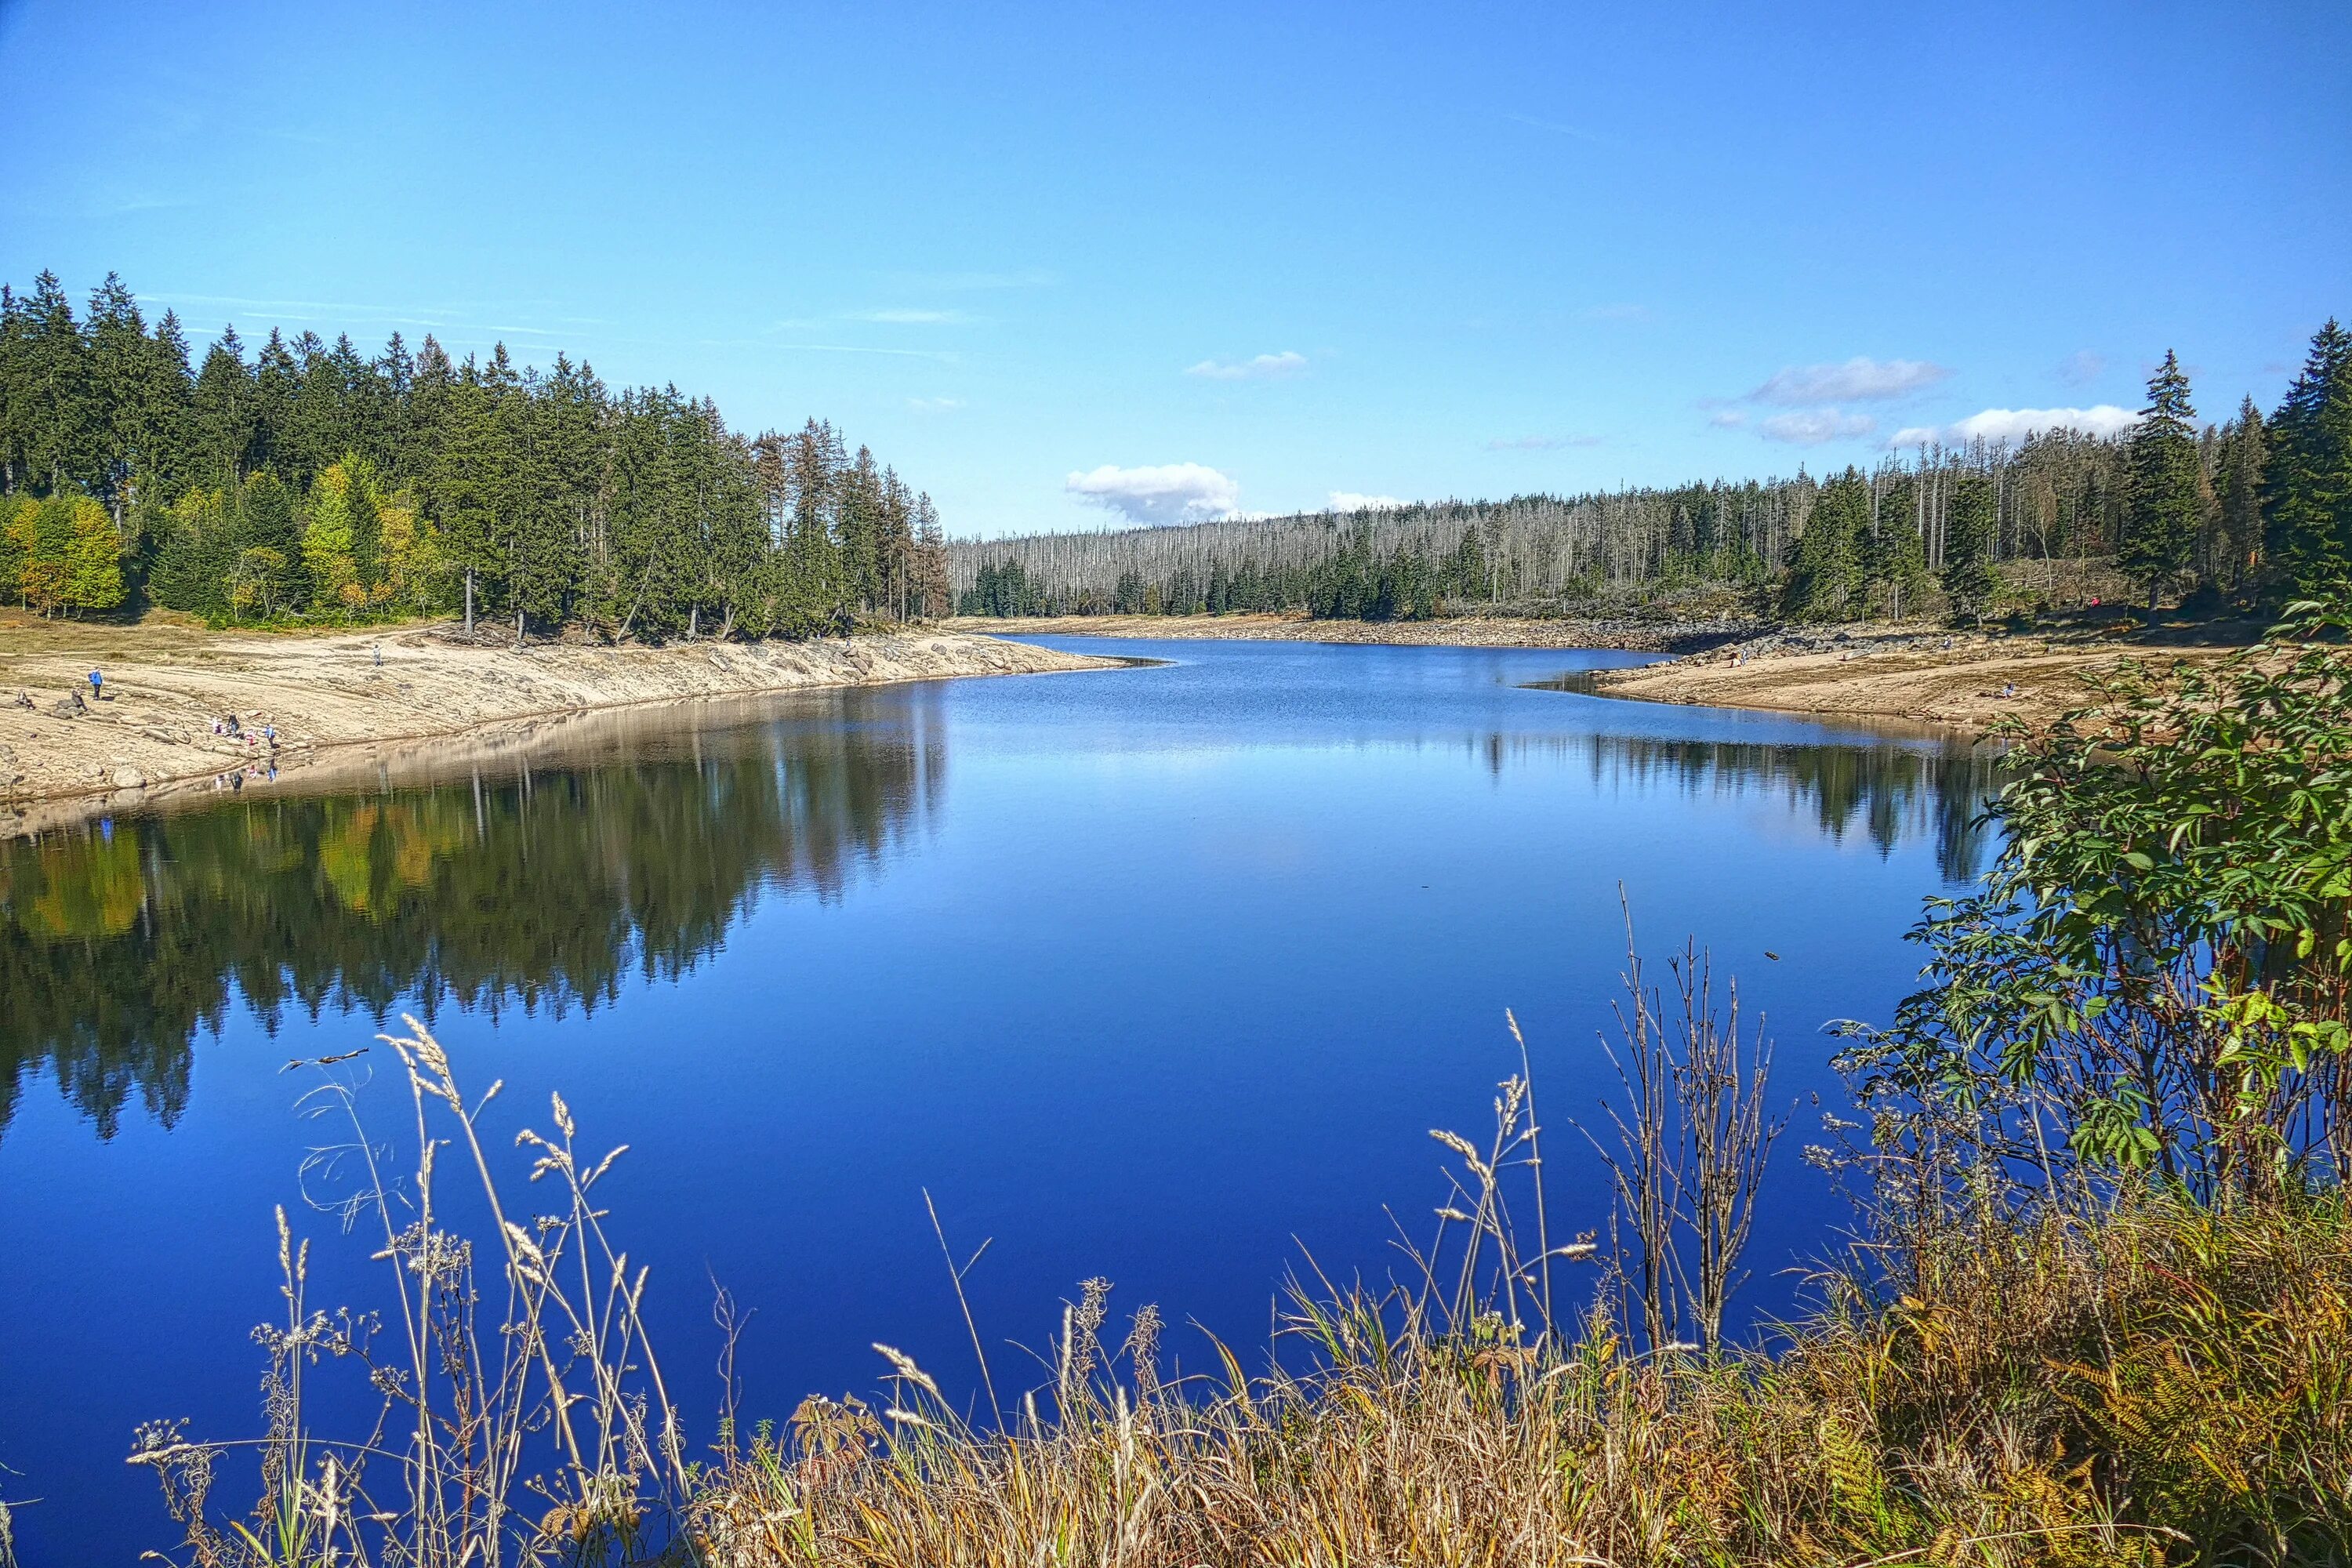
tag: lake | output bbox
[0,636,2000,1561]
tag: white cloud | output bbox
[1185,350,1308,381]
[1886,405,2136,448]
[1327,491,1405,512]
[1486,434,1604,450]
[1751,357,1949,405]
[1708,410,1749,430]
[1066,463,1240,524]
[906,396,964,412]
[1756,409,1877,445]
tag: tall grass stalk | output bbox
[132,1016,692,1566]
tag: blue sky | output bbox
[2,0,2346,536]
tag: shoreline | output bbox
[954,609,2255,734]
[1584,621,2245,733]
[942,610,1751,653]
[0,619,1117,833]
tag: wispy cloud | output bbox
[1504,112,1622,149]
[1888,405,2136,448]
[2057,350,2105,387]
[1185,350,1308,381]
[767,345,960,364]
[1738,409,1877,445]
[1486,434,1604,451]
[1066,463,1240,524]
[1327,491,1405,512]
[906,396,965,412]
[1750,357,1949,405]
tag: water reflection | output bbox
[1535,731,2002,884]
[0,667,1999,1145]
[0,691,946,1141]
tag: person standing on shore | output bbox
[88,667,103,702]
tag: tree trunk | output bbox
[515,602,524,649]
[465,569,475,635]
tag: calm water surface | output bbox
[0,637,1999,1560]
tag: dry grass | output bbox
[684,1190,2351,1568]
[134,1013,2352,1568]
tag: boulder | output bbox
[52,694,85,718]
[112,766,148,789]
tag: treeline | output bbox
[962,524,1496,621]
[0,270,954,635]
[958,322,2352,623]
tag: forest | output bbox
[957,325,2352,622]
[0,270,953,637]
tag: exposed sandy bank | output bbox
[943,611,1748,652]
[1588,622,2243,734]
[0,615,1115,826]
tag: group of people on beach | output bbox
[208,711,278,752]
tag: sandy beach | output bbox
[0,614,1116,828]
[1585,622,2245,732]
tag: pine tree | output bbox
[193,326,255,485]
[2118,351,2201,612]
[1863,474,1930,619]
[18,272,94,492]
[2212,397,2267,593]
[234,471,303,617]
[83,274,151,519]
[139,310,201,507]
[1781,469,1867,621]
[250,328,299,476]
[148,488,235,616]
[2263,320,2352,597]
[1940,476,2001,623]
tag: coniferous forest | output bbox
[0,270,953,636]
[958,323,2352,623]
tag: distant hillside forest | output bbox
[958,325,2352,622]
[0,270,953,637]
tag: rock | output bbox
[111,767,148,789]
[52,694,85,718]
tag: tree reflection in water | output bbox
[0,689,947,1141]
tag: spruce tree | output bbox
[1864,475,1930,619]
[2119,351,2201,612]
[2212,397,2267,593]
[193,327,255,485]
[19,272,93,492]
[1781,468,1867,621]
[83,274,150,517]
[1940,475,2001,623]
[2263,320,2352,597]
